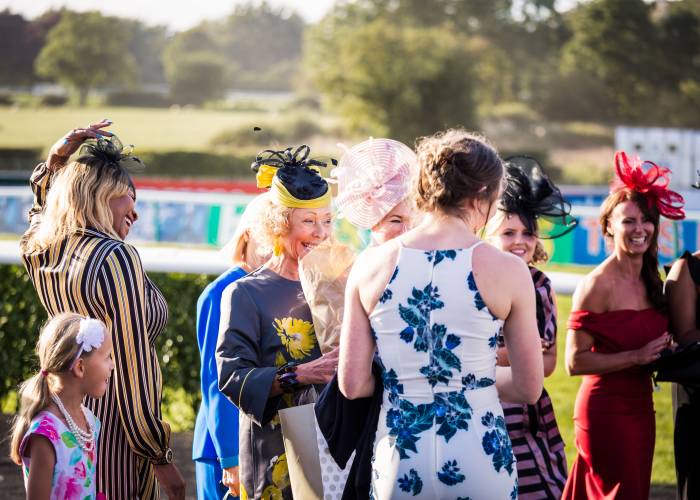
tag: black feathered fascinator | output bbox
[251,145,330,207]
[78,135,145,173]
[499,156,578,239]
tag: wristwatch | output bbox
[153,447,173,465]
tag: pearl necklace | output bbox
[50,393,94,452]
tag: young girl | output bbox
[10,312,114,500]
[486,156,577,499]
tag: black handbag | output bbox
[649,341,700,386]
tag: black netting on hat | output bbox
[251,145,329,200]
[500,156,578,239]
[78,135,145,173]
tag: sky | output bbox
[1,0,593,31]
[0,0,336,30]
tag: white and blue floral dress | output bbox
[369,243,517,499]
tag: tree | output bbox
[165,53,228,106]
[561,0,657,120]
[306,17,478,143]
[0,9,60,86]
[221,2,304,72]
[656,6,700,91]
[123,20,168,86]
[34,11,135,105]
[0,10,32,85]
[162,27,228,105]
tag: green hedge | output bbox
[0,264,215,418]
[136,151,254,179]
[0,148,256,181]
[105,91,171,108]
[0,147,42,172]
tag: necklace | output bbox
[50,392,94,452]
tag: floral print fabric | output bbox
[20,409,102,500]
[369,243,517,499]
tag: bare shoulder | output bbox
[666,255,690,282]
[351,241,401,313]
[351,241,399,283]
[473,242,530,286]
[572,264,612,312]
[472,243,531,320]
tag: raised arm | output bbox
[25,121,114,226]
[95,244,171,460]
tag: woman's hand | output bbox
[296,347,339,385]
[222,466,240,497]
[47,119,114,170]
[634,332,672,365]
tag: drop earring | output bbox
[273,237,282,256]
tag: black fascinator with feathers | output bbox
[251,144,329,200]
[500,156,577,239]
[77,135,145,174]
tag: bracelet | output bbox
[276,362,300,393]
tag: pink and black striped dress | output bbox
[498,267,568,499]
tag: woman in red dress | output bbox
[562,151,685,500]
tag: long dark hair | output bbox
[600,189,665,311]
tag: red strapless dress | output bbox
[562,309,668,500]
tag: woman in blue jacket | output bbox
[193,194,270,499]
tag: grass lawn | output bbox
[550,294,676,486]
[0,106,274,153]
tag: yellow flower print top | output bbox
[217,267,322,499]
[273,317,318,360]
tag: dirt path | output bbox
[0,415,197,499]
[0,416,677,499]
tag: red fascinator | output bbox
[611,151,685,220]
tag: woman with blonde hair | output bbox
[485,156,576,498]
[339,129,543,499]
[192,193,270,500]
[217,145,339,499]
[20,121,185,500]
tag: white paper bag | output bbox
[278,403,354,500]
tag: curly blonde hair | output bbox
[414,129,503,215]
[249,198,294,254]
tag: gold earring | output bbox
[273,237,282,256]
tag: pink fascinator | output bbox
[332,138,418,229]
[611,151,685,220]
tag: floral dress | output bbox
[217,267,323,499]
[369,243,517,499]
[20,409,102,500]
